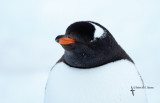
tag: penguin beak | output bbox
[55,35,76,45]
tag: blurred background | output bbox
[0,0,159,103]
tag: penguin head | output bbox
[65,21,95,43]
[55,21,96,49]
[55,21,134,68]
[55,21,110,52]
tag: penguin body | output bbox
[45,60,147,103]
[44,21,147,103]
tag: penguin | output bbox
[44,21,147,103]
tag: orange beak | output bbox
[55,35,76,45]
[59,37,76,45]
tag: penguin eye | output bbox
[67,34,74,39]
[64,34,71,38]
[68,35,71,38]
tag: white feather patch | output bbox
[45,60,147,103]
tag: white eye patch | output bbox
[93,23,104,39]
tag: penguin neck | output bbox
[63,37,134,69]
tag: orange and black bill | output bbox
[55,35,76,45]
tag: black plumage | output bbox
[56,21,134,68]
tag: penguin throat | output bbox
[63,46,133,69]
[64,50,105,68]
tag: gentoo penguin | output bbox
[44,21,147,103]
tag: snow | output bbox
[0,72,48,103]
[0,0,160,103]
